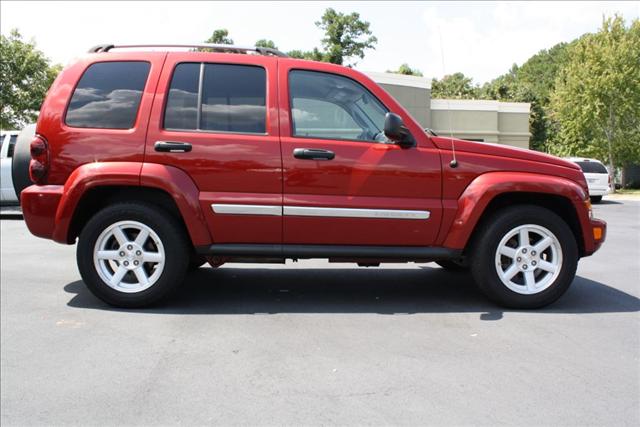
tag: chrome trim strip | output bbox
[211,204,282,216]
[211,204,431,220]
[283,206,430,220]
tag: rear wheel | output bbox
[77,203,190,308]
[470,205,578,309]
[590,196,602,203]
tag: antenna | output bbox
[437,25,458,168]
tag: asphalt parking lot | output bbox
[1,199,639,426]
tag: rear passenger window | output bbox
[164,63,266,134]
[66,61,150,129]
[164,63,200,130]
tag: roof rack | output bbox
[87,43,289,57]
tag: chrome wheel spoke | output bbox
[534,236,552,253]
[112,226,129,246]
[109,266,128,286]
[499,246,517,259]
[134,228,150,247]
[97,250,120,260]
[143,252,163,263]
[504,264,519,280]
[133,267,149,287]
[524,271,536,291]
[519,229,529,247]
[538,260,557,273]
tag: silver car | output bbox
[0,130,20,205]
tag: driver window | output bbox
[289,70,388,142]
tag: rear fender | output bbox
[139,163,211,246]
[54,162,142,243]
[53,162,211,246]
[442,172,590,251]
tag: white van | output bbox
[565,157,611,203]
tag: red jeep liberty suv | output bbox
[20,44,607,308]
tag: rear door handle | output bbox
[293,148,335,160]
[154,141,192,153]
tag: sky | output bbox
[1,1,638,84]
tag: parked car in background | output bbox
[19,43,606,309]
[0,130,20,205]
[565,157,611,203]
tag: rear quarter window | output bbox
[576,161,608,174]
[65,61,150,129]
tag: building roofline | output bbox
[364,71,431,89]
[430,99,530,113]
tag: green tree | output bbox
[431,72,480,99]
[205,29,233,45]
[286,48,324,61]
[480,43,571,151]
[550,16,640,182]
[0,29,60,128]
[255,39,278,50]
[387,63,423,76]
[315,8,377,65]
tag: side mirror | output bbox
[384,113,415,148]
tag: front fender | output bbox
[442,171,589,250]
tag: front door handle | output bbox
[293,148,335,160]
[154,141,192,153]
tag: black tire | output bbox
[11,124,36,202]
[436,260,468,271]
[470,205,578,309]
[590,196,602,203]
[77,203,191,308]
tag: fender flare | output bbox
[442,171,589,250]
[53,162,211,246]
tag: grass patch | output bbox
[613,188,640,195]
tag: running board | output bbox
[195,244,461,260]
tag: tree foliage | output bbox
[286,48,325,61]
[315,8,377,65]
[255,39,278,49]
[0,29,61,129]
[550,16,640,173]
[387,63,423,76]
[431,72,480,99]
[205,29,233,45]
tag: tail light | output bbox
[29,135,49,185]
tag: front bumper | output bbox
[21,185,64,241]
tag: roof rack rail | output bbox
[87,43,289,57]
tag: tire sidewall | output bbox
[471,206,578,309]
[77,203,189,307]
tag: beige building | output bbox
[365,72,531,149]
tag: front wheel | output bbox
[77,203,190,308]
[470,205,578,309]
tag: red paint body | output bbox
[21,51,606,258]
